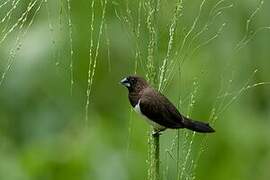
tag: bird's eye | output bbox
[130,78,135,83]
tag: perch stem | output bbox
[152,131,160,180]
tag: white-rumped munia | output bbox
[120,75,215,136]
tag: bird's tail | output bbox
[183,117,215,133]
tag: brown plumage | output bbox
[120,75,215,135]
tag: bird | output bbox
[120,75,215,136]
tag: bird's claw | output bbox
[152,130,162,137]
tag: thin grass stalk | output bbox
[145,0,160,179]
[152,134,160,180]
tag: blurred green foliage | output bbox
[0,0,269,180]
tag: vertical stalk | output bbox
[146,0,159,179]
[176,130,181,180]
[152,133,160,180]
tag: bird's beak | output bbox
[120,78,130,87]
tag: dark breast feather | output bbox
[128,92,141,107]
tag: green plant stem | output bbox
[152,132,160,180]
[176,130,180,180]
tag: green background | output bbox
[0,0,269,179]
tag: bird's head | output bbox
[120,75,148,92]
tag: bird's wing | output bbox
[139,88,185,128]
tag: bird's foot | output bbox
[152,130,162,137]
